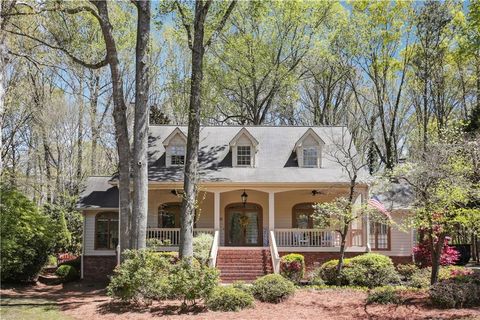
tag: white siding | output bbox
[372,210,413,257]
[83,211,116,256]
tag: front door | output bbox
[225,203,263,246]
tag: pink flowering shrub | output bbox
[280,253,305,283]
[413,238,460,268]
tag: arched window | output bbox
[292,203,315,229]
[158,203,182,228]
[95,212,119,250]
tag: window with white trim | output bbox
[237,145,252,166]
[170,145,185,166]
[303,147,318,167]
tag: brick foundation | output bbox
[83,255,117,282]
[279,252,413,271]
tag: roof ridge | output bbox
[149,124,347,128]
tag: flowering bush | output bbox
[413,238,459,268]
[280,254,305,283]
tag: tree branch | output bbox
[175,0,193,50]
[204,0,236,48]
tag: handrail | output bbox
[269,230,281,274]
[209,230,220,268]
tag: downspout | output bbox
[81,212,86,279]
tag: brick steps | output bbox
[216,248,273,282]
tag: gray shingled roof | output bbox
[148,125,369,184]
[78,126,369,209]
[77,176,118,209]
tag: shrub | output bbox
[413,239,460,268]
[280,254,305,283]
[319,259,351,285]
[107,250,174,303]
[193,233,213,265]
[308,267,325,286]
[0,186,56,283]
[343,253,399,288]
[251,274,295,303]
[206,286,254,311]
[232,281,252,294]
[409,266,474,288]
[409,267,431,288]
[46,255,57,267]
[168,259,219,306]
[367,286,404,305]
[55,265,78,282]
[396,264,418,282]
[430,276,480,308]
[58,257,81,270]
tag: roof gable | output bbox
[294,128,325,149]
[229,127,259,147]
[162,127,187,146]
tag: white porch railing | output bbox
[146,228,214,246]
[274,229,364,247]
[269,230,281,273]
[209,230,220,267]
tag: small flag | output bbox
[368,195,392,220]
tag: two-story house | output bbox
[77,125,414,281]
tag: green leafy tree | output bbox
[393,126,480,284]
[0,186,55,282]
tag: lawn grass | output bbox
[0,298,73,320]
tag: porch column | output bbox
[363,191,371,252]
[268,192,275,231]
[214,191,220,230]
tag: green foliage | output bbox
[55,265,78,282]
[280,253,305,283]
[107,250,174,303]
[43,203,71,253]
[193,233,213,265]
[319,254,399,288]
[205,286,254,312]
[396,264,418,282]
[430,276,480,308]
[168,259,219,307]
[231,281,252,294]
[367,286,404,305]
[319,259,351,285]
[46,255,57,267]
[0,186,56,282]
[307,267,325,286]
[251,274,295,303]
[343,254,400,288]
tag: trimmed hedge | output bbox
[251,274,295,303]
[206,286,254,311]
[319,254,399,288]
[280,254,305,283]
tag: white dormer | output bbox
[229,128,259,167]
[163,127,187,167]
[294,128,324,168]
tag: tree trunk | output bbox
[430,232,445,285]
[93,0,132,253]
[76,76,84,193]
[131,0,151,250]
[336,226,349,286]
[180,0,208,259]
[89,73,100,176]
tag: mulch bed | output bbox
[1,282,480,319]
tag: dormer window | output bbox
[170,145,185,166]
[237,145,252,166]
[294,128,324,168]
[303,147,318,167]
[229,128,259,167]
[163,127,187,168]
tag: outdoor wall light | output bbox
[241,189,248,206]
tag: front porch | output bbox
[145,185,370,252]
